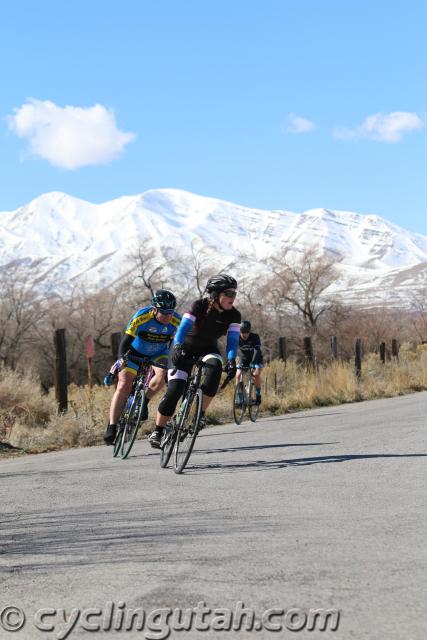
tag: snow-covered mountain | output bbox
[1,188,427,307]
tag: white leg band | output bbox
[167,368,189,382]
[202,353,223,364]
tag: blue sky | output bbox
[1,0,427,232]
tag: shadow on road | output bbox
[121,439,333,460]
[2,501,271,573]
[3,450,426,574]
[193,442,338,455]
[187,452,427,475]
[198,430,252,437]
[268,411,344,421]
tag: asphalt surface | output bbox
[1,392,426,640]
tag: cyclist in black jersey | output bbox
[236,320,263,405]
[149,274,241,448]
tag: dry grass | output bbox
[0,368,56,454]
[2,344,427,455]
[254,343,427,416]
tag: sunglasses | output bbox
[157,309,174,315]
[222,289,237,298]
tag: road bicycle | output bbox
[160,357,207,474]
[232,365,260,424]
[113,354,154,459]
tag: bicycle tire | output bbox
[233,381,245,424]
[113,423,124,457]
[113,391,134,458]
[159,421,177,468]
[248,380,260,422]
[173,388,202,474]
[121,389,145,459]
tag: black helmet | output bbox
[205,273,237,295]
[151,289,177,312]
[240,320,251,332]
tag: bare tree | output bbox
[127,246,167,300]
[409,289,427,342]
[187,240,212,297]
[0,262,48,369]
[162,240,239,311]
[265,247,341,334]
[36,280,133,386]
[162,240,212,302]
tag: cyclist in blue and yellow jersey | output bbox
[148,274,241,448]
[236,320,264,405]
[103,289,181,445]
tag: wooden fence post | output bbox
[279,337,287,364]
[303,336,315,371]
[85,335,95,388]
[110,332,121,361]
[379,341,386,364]
[355,337,362,380]
[391,338,399,361]
[330,336,338,360]
[54,328,68,412]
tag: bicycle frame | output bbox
[123,355,154,416]
[131,358,154,400]
[160,357,206,473]
[181,358,204,406]
[233,366,259,424]
[113,354,154,458]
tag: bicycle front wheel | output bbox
[233,381,245,424]
[248,380,260,422]
[113,422,125,458]
[121,390,145,459]
[174,389,202,474]
[160,421,177,468]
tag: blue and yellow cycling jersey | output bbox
[125,306,181,357]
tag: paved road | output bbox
[1,393,426,640]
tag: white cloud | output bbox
[285,113,315,134]
[333,111,424,143]
[8,98,135,169]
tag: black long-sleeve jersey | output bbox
[238,332,263,365]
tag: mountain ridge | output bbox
[1,188,427,306]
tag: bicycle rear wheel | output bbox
[174,389,202,474]
[121,390,145,459]
[248,380,260,422]
[233,381,245,424]
[160,421,177,468]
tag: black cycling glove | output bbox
[224,358,237,379]
[171,343,185,366]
